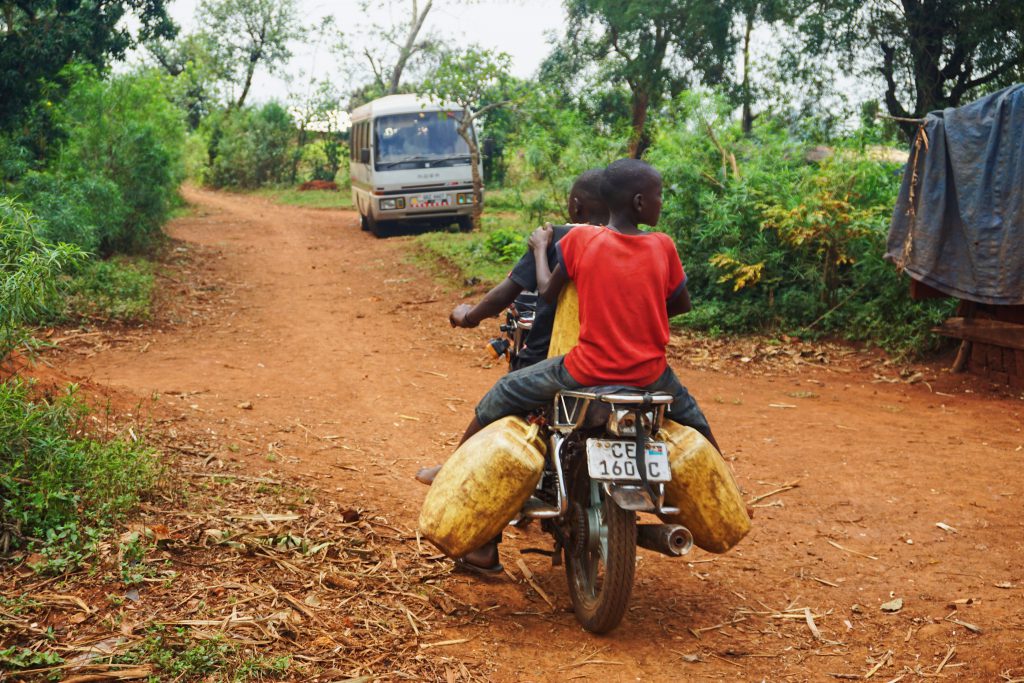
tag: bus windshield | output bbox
[374,111,471,169]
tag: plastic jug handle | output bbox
[525,423,541,444]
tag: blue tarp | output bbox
[886,84,1024,305]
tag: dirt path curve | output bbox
[63,187,1024,681]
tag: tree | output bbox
[799,0,1024,137]
[148,33,223,128]
[198,0,304,110]
[423,48,516,231]
[288,78,343,182]
[336,0,445,102]
[551,0,735,157]
[0,0,175,129]
[732,0,798,134]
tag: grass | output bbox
[254,186,352,210]
[63,257,155,322]
[0,379,159,574]
[414,213,530,286]
[112,627,292,681]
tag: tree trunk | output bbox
[627,89,650,159]
[291,124,307,184]
[235,56,258,110]
[741,12,754,136]
[460,116,483,231]
[388,0,433,94]
[2,3,14,34]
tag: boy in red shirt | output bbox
[466,158,716,449]
[453,159,715,571]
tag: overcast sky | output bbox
[160,0,568,104]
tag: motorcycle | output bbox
[487,295,694,634]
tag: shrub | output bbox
[503,89,629,222]
[64,257,155,322]
[646,92,953,355]
[206,103,295,189]
[0,379,159,572]
[55,67,187,254]
[0,199,83,361]
[15,171,126,253]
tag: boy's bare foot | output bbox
[455,541,502,575]
[415,465,441,485]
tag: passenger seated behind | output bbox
[449,159,718,571]
[416,169,608,486]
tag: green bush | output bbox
[0,199,84,360]
[206,103,295,189]
[54,67,186,254]
[0,379,159,573]
[64,257,155,322]
[504,89,629,223]
[15,171,127,253]
[646,93,953,355]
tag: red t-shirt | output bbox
[558,225,686,386]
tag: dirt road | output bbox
[61,187,1024,681]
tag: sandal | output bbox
[453,557,505,576]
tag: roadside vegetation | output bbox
[0,0,1019,677]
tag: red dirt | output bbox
[298,179,339,191]
[49,187,1024,681]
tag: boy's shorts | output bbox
[475,356,713,442]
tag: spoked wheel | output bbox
[564,457,636,633]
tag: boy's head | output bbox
[600,159,662,227]
[568,168,610,225]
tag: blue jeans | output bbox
[475,356,713,442]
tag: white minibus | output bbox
[349,94,480,236]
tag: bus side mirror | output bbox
[359,148,370,164]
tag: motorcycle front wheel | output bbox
[564,458,636,633]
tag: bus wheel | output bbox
[359,213,370,231]
[457,216,473,232]
[368,214,387,238]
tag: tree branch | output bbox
[879,42,912,119]
[951,58,1018,102]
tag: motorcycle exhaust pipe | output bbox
[637,524,693,557]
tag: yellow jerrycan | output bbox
[657,420,751,553]
[419,416,547,558]
[548,282,580,358]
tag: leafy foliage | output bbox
[552,0,735,155]
[53,69,186,254]
[64,258,156,322]
[424,47,517,229]
[503,88,628,222]
[198,0,305,109]
[115,627,291,680]
[796,0,1024,134]
[0,0,175,129]
[205,103,295,189]
[646,93,955,354]
[0,199,84,361]
[0,379,159,573]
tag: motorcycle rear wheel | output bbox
[564,458,636,633]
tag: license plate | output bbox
[586,439,671,482]
[409,192,450,208]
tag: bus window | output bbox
[374,112,470,169]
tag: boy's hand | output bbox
[528,223,554,252]
[449,304,478,328]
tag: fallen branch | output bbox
[747,481,799,506]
